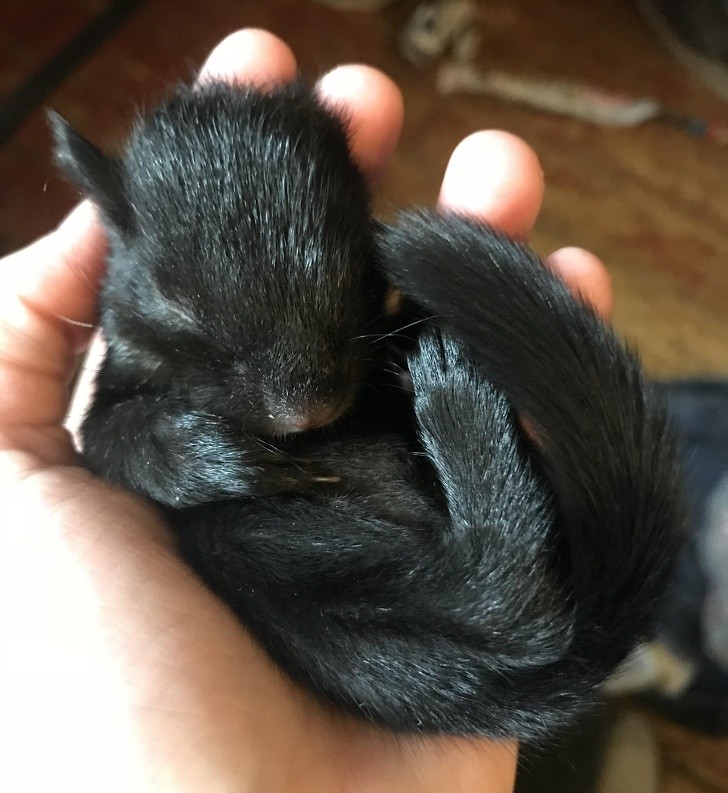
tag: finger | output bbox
[316,65,404,182]
[0,202,105,429]
[438,131,544,238]
[196,29,297,88]
[545,247,613,320]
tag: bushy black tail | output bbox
[175,211,683,741]
[378,210,684,686]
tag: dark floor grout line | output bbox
[0,0,146,148]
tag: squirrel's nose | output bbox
[277,404,344,434]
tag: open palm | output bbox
[1,30,612,793]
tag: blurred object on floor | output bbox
[436,63,728,142]
[605,643,696,700]
[436,63,662,125]
[642,380,728,735]
[606,380,728,736]
[639,0,728,100]
[704,478,728,664]
[538,379,728,789]
[398,0,478,65]
[662,381,728,672]
[660,380,728,676]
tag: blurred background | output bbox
[1,1,727,791]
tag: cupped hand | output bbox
[0,29,611,793]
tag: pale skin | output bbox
[0,29,612,793]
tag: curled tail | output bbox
[378,209,684,679]
[174,211,683,741]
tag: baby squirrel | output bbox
[51,79,683,740]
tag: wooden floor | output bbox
[1,0,727,790]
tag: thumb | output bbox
[0,201,105,434]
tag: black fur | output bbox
[51,80,383,506]
[52,80,683,740]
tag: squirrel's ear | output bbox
[48,111,133,235]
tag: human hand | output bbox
[0,29,611,793]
